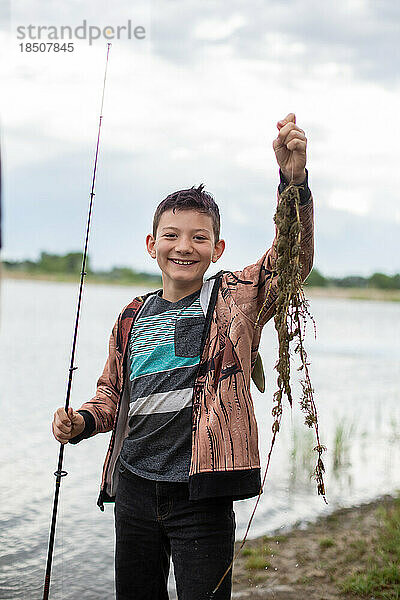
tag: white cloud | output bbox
[194,14,246,42]
[1,2,400,276]
[264,32,306,58]
[326,188,371,216]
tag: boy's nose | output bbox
[175,238,193,253]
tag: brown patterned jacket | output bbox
[71,192,314,509]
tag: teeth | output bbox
[171,259,195,265]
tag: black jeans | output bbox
[114,465,236,600]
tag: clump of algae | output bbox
[272,183,326,499]
[256,182,326,500]
[211,184,327,597]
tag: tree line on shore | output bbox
[3,251,400,289]
[2,252,161,285]
[305,268,400,289]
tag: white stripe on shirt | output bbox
[128,387,193,417]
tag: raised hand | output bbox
[272,113,307,184]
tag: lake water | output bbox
[1,279,399,599]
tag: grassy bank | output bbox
[231,494,400,599]
[3,269,400,302]
[1,267,161,288]
[305,285,400,303]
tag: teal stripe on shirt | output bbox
[129,341,200,380]
[129,300,203,356]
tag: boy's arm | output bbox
[68,318,122,444]
[223,113,313,329]
[226,177,313,329]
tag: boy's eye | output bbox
[194,235,207,240]
[164,233,176,238]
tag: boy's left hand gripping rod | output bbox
[43,43,112,600]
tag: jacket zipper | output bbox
[98,293,156,507]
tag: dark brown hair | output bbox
[153,184,220,241]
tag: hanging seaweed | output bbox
[270,181,326,500]
[212,182,326,597]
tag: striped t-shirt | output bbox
[119,288,205,482]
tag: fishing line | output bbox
[42,43,112,600]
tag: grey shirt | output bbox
[119,288,205,482]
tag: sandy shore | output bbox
[231,494,398,599]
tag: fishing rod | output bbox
[42,43,111,600]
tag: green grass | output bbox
[243,546,273,571]
[262,534,287,544]
[245,555,271,571]
[319,537,335,549]
[339,497,400,598]
[346,538,368,560]
[341,564,400,598]
[332,419,355,472]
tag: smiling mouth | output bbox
[168,259,199,266]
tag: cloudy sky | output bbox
[1,0,399,277]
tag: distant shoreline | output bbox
[1,269,161,289]
[3,269,400,302]
[304,285,400,303]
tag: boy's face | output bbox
[146,209,225,293]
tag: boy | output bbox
[52,113,314,600]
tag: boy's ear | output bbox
[146,234,156,258]
[212,239,225,262]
